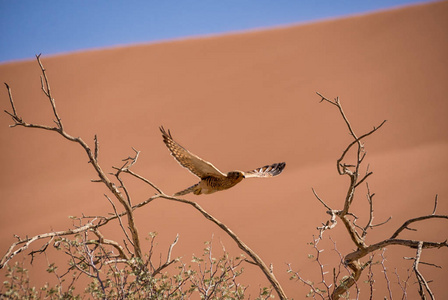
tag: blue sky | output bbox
[0,0,434,63]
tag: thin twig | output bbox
[123,169,163,194]
[152,234,179,276]
[380,248,393,300]
[431,194,438,215]
[394,267,412,300]
[94,135,99,161]
[287,263,325,300]
[104,194,134,249]
[312,188,332,210]
[413,241,435,300]
[4,83,22,123]
[390,214,448,239]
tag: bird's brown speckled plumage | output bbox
[160,126,285,196]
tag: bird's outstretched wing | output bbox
[243,162,286,178]
[160,126,226,178]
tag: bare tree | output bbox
[289,93,447,299]
[2,55,286,299]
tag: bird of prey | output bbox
[160,126,286,196]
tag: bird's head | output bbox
[227,171,245,179]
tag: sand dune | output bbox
[1,1,447,298]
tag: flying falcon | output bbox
[160,126,286,196]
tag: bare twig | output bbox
[94,134,99,161]
[367,255,374,300]
[371,216,392,228]
[362,183,375,238]
[431,194,438,215]
[152,234,179,276]
[390,214,448,239]
[29,237,53,265]
[403,256,442,269]
[413,241,435,300]
[312,188,332,211]
[123,169,163,194]
[36,54,63,129]
[312,188,339,239]
[380,249,393,300]
[104,194,134,249]
[312,237,332,296]
[287,263,326,300]
[394,267,412,300]
[4,83,22,124]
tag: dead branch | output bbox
[1,219,97,268]
[123,168,163,194]
[3,54,143,259]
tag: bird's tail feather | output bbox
[173,183,199,196]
